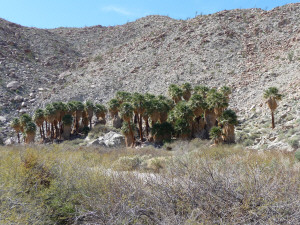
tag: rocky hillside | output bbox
[1,3,300,149]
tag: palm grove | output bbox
[11,84,281,147]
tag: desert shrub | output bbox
[288,137,299,149]
[295,150,300,161]
[112,155,151,171]
[146,156,170,172]
[1,145,300,224]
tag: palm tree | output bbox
[119,102,135,147]
[206,89,228,119]
[62,114,73,140]
[94,104,107,124]
[168,84,183,104]
[189,94,206,117]
[172,101,194,124]
[24,121,36,144]
[108,98,122,128]
[121,122,136,147]
[44,104,56,140]
[10,118,21,143]
[147,99,161,126]
[151,122,173,144]
[85,100,94,129]
[52,102,63,138]
[205,89,228,132]
[174,118,191,140]
[209,126,223,145]
[264,87,282,129]
[155,96,173,123]
[116,91,132,104]
[108,98,120,118]
[194,85,210,98]
[33,108,45,140]
[171,102,194,139]
[82,109,89,128]
[189,94,207,138]
[19,113,33,142]
[20,113,32,130]
[73,101,84,133]
[132,93,146,141]
[220,109,238,143]
[219,86,232,101]
[181,82,192,101]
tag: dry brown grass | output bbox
[1,142,300,224]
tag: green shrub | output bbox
[288,138,299,149]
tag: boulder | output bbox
[14,95,23,102]
[88,131,125,147]
[4,138,14,146]
[7,81,21,90]
[0,116,6,123]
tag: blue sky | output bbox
[0,0,298,28]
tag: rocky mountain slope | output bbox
[1,3,300,150]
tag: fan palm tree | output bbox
[108,98,120,117]
[121,121,136,147]
[220,109,238,143]
[119,102,135,147]
[147,99,161,126]
[206,89,228,118]
[116,91,132,104]
[181,82,192,101]
[20,113,32,130]
[209,126,223,145]
[264,87,282,129]
[194,85,210,98]
[33,108,45,139]
[189,94,206,117]
[11,118,21,143]
[62,114,73,140]
[94,104,107,124]
[151,122,173,144]
[168,84,183,104]
[132,93,146,141]
[189,94,207,138]
[85,100,94,129]
[171,102,194,139]
[44,104,56,140]
[219,86,232,101]
[73,101,84,133]
[24,121,36,144]
[205,89,228,131]
[174,118,191,140]
[52,102,63,138]
[82,110,89,128]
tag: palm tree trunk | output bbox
[271,111,275,129]
[138,114,143,142]
[45,121,48,137]
[17,133,20,143]
[51,124,54,140]
[129,126,135,147]
[42,124,45,139]
[39,126,43,139]
[145,117,149,138]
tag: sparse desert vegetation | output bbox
[1,143,300,224]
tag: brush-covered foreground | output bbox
[1,141,300,224]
